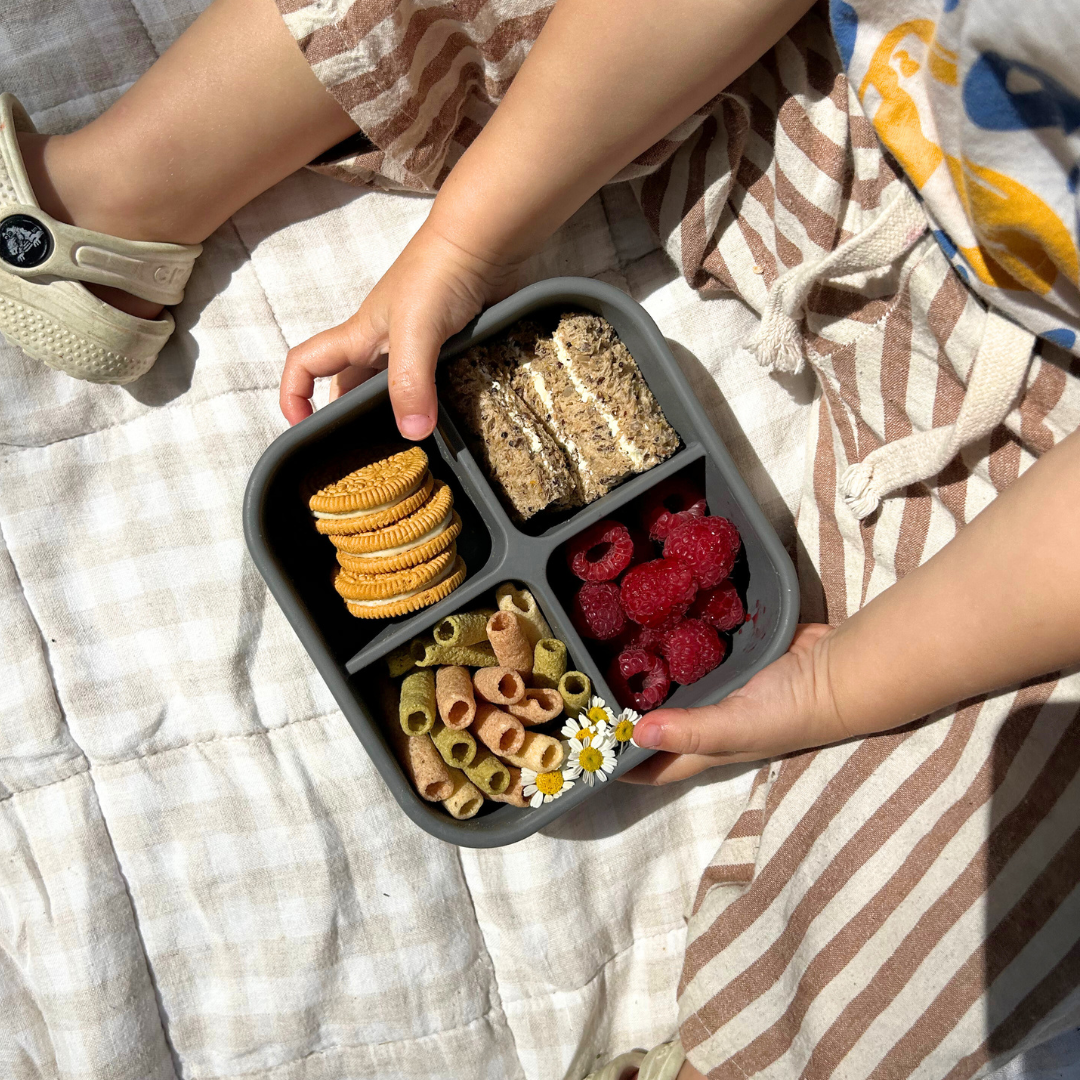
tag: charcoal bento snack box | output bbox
[243,277,799,847]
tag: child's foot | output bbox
[16,130,167,321]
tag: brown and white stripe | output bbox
[276,3,1080,1076]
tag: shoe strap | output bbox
[0,201,202,306]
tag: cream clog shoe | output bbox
[0,93,202,384]
[585,1041,686,1080]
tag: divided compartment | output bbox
[437,288,694,539]
[244,377,499,673]
[244,276,800,848]
[548,451,778,715]
[345,576,634,845]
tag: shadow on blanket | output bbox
[542,760,758,843]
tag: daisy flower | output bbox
[612,708,641,752]
[565,734,617,787]
[521,767,574,808]
[561,715,600,745]
[580,695,615,730]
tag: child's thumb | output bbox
[387,318,445,441]
[631,696,757,757]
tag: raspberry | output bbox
[608,648,672,712]
[664,516,741,588]
[624,624,669,654]
[662,619,725,684]
[566,519,634,582]
[642,477,707,541]
[572,581,626,640]
[689,580,745,632]
[619,558,698,628]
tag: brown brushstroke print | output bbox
[678,697,918,1002]
[706,700,993,1079]
[795,681,1057,1079]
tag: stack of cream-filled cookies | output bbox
[309,446,465,619]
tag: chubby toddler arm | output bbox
[280,0,816,431]
[626,425,1080,784]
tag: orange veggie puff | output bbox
[472,701,526,757]
[473,667,526,706]
[489,766,528,807]
[394,732,453,802]
[508,688,563,726]
[485,610,533,674]
[435,665,476,730]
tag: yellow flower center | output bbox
[535,771,564,796]
[614,719,635,742]
[575,728,592,745]
[586,706,608,724]
[578,746,604,772]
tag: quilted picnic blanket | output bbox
[0,3,819,1079]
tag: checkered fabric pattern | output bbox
[0,4,810,1078]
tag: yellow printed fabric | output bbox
[831,0,1080,354]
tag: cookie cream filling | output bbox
[349,509,454,558]
[313,472,426,519]
[552,336,651,470]
[345,557,459,606]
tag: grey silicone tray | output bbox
[243,277,798,847]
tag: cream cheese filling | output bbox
[553,336,651,470]
[520,362,592,481]
[313,473,425,520]
[491,375,545,455]
[348,508,453,558]
[346,557,459,607]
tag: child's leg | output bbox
[15,0,357,316]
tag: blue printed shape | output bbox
[933,229,959,260]
[943,0,960,12]
[964,52,1080,133]
[830,0,858,70]
[1042,328,1076,349]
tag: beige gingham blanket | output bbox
[0,4,813,1079]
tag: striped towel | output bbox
[277,4,1080,1078]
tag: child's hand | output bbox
[279,221,520,436]
[621,624,843,785]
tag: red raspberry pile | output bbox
[565,477,746,712]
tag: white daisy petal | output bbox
[529,791,544,808]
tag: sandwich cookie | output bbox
[331,480,460,573]
[334,545,457,601]
[314,471,434,535]
[309,445,428,517]
[344,555,467,619]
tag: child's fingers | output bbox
[386,316,447,441]
[329,363,375,403]
[280,313,386,424]
[629,696,766,761]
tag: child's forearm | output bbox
[824,427,1080,737]
[426,0,816,266]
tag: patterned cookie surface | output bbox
[345,556,467,619]
[336,511,461,574]
[334,545,457,601]
[315,472,433,535]
[329,480,453,554]
[309,446,428,514]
